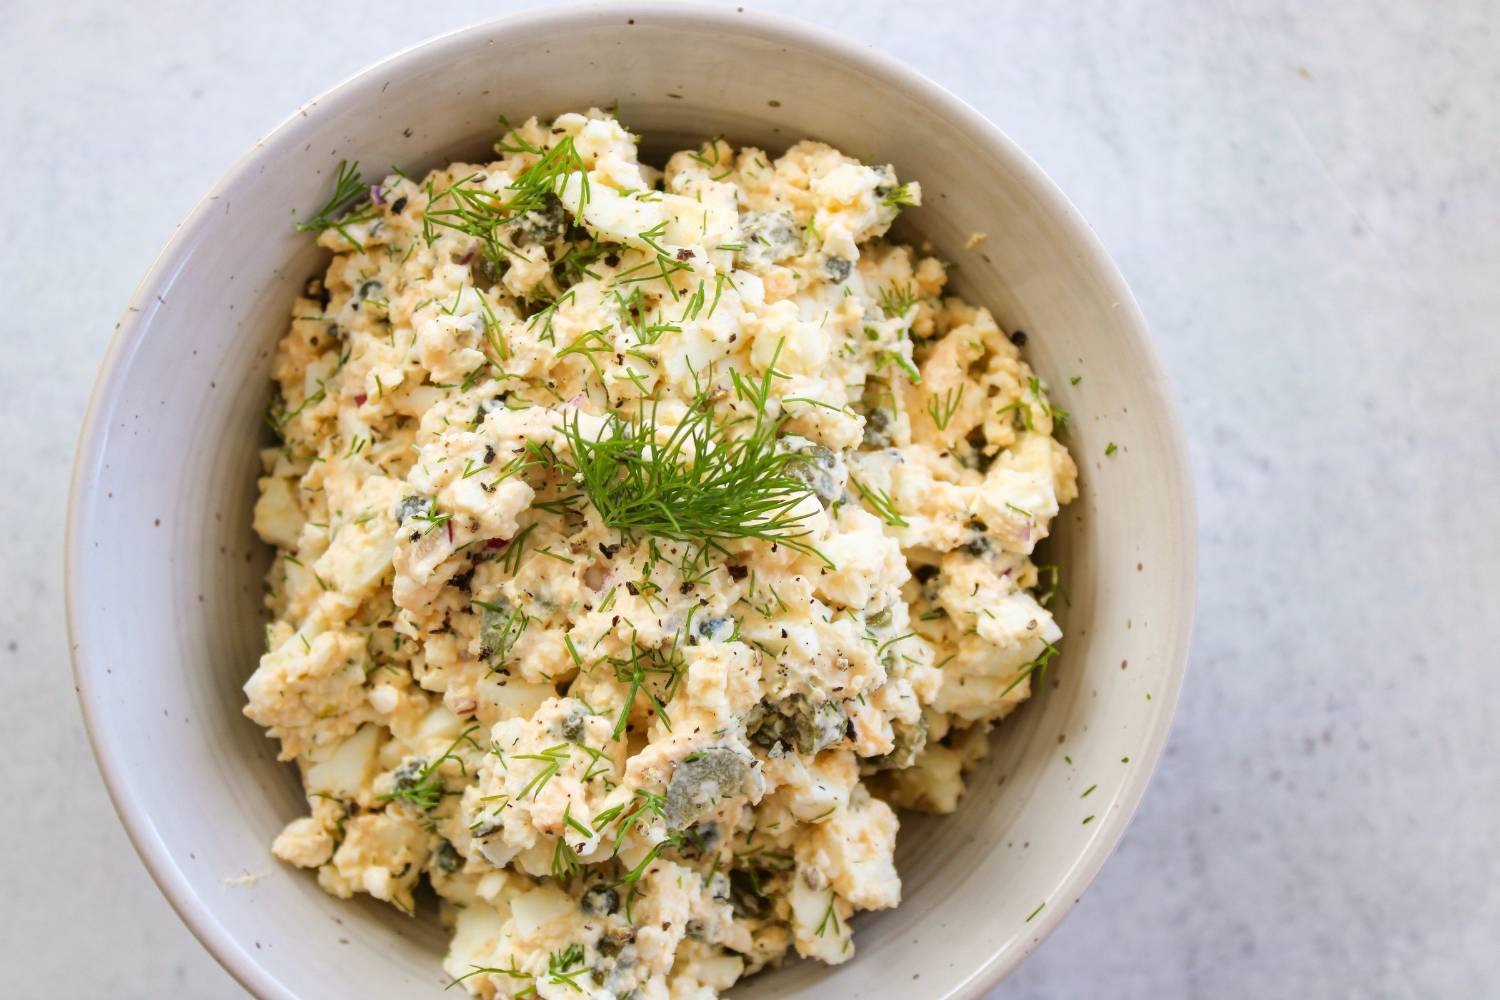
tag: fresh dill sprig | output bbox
[448,942,588,994]
[447,962,528,990]
[473,598,530,668]
[555,238,620,288]
[876,632,915,661]
[1000,640,1060,697]
[474,289,512,363]
[422,132,591,269]
[526,289,575,345]
[615,287,680,345]
[377,726,481,812]
[926,384,964,431]
[562,804,594,838]
[875,349,922,384]
[614,221,694,299]
[296,160,378,248]
[266,379,327,436]
[1036,563,1070,607]
[1027,375,1070,433]
[849,477,908,527]
[877,282,919,319]
[678,281,707,323]
[607,628,689,738]
[881,182,917,209]
[513,743,572,800]
[550,348,829,565]
[493,114,542,155]
[496,522,537,574]
[816,895,842,936]
[556,328,615,380]
[551,833,582,883]
[995,399,1036,432]
[543,944,589,991]
[708,273,728,317]
[686,136,733,180]
[408,508,454,535]
[506,133,592,217]
[591,788,667,852]
[614,832,684,886]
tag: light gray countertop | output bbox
[3,1,1496,996]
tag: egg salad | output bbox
[247,108,1077,998]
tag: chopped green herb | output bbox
[378,726,480,812]
[850,477,907,527]
[1000,640,1059,697]
[927,385,964,431]
[881,182,917,209]
[877,282,918,319]
[816,895,842,936]
[513,743,571,800]
[422,134,590,273]
[550,345,829,565]
[296,160,377,249]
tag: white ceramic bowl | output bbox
[67,4,1195,997]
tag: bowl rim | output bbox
[66,3,1197,997]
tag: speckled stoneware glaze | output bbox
[66,4,1195,997]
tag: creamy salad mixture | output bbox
[247,108,1077,998]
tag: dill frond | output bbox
[850,477,907,527]
[551,355,829,565]
[1000,640,1060,697]
[881,182,918,209]
[877,282,919,319]
[377,726,480,812]
[295,160,378,248]
[927,384,964,431]
[421,132,591,269]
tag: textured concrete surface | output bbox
[2,1,1496,996]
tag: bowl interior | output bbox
[68,6,1193,999]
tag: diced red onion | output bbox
[370,183,386,206]
[353,393,368,407]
